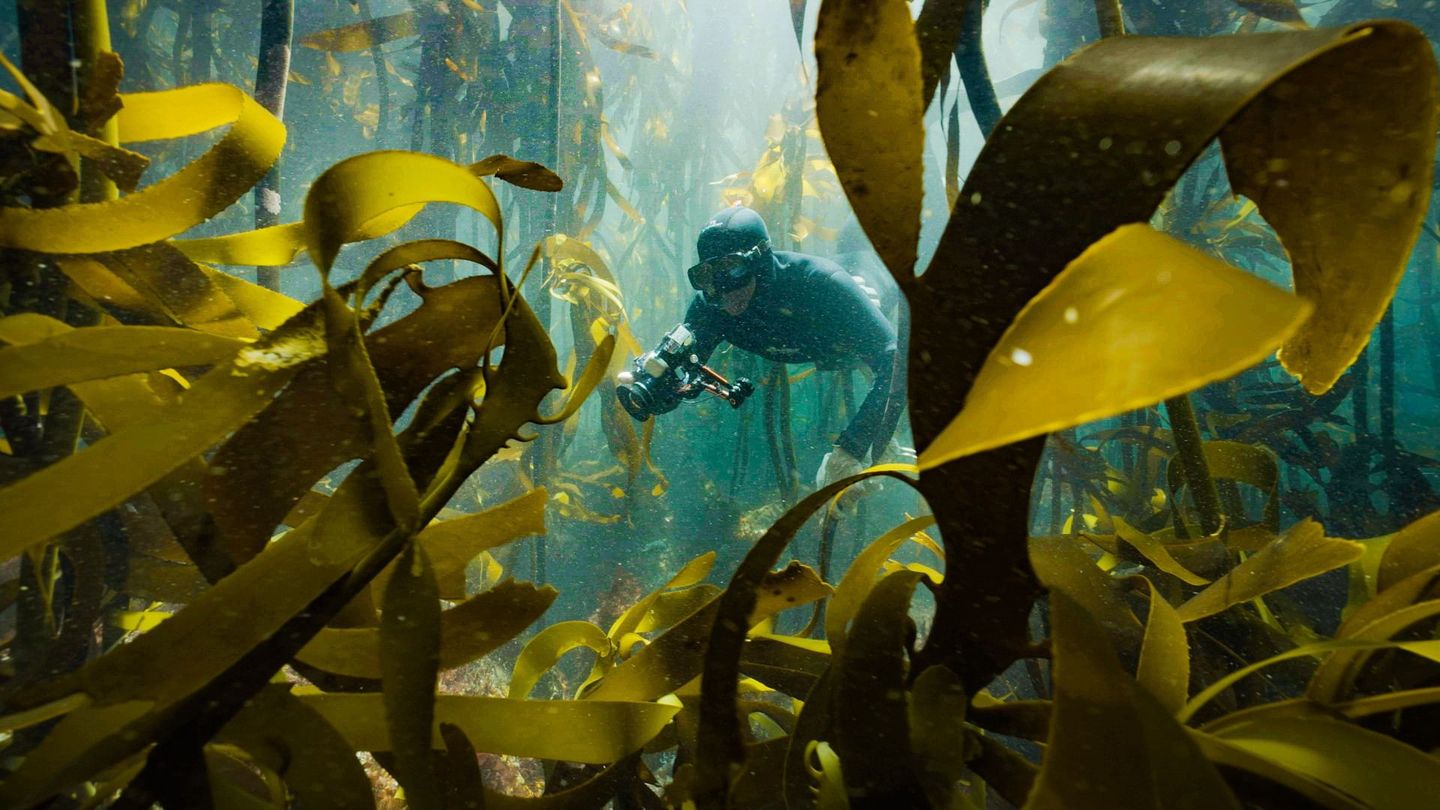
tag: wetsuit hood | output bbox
[696,205,771,263]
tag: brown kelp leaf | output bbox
[833,570,928,806]
[750,561,833,623]
[0,288,561,809]
[908,664,971,807]
[301,12,418,52]
[471,154,565,192]
[919,225,1311,468]
[207,275,505,562]
[1205,715,1440,808]
[1175,520,1362,623]
[298,692,678,763]
[1232,0,1306,25]
[1025,592,1240,809]
[381,544,442,810]
[1131,576,1189,716]
[303,152,501,274]
[215,686,376,810]
[0,322,247,399]
[814,0,924,283]
[913,0,971,104]
[101,243,262,339]
[370,487,548,600]
[1165,441,1281,530]
[297,580,557,679]
[907,22,1436,694]
[691,470,915,805]
[739,634,830,697]
[1308,598,1440,704]
[1109,517,1211,587]
[1378,508,1440,593]
[827,515,937,655]
[0,84,286,253]
[0,295,327,558]
[1229,29,1434,392]
[509,620,612,699]
[198,264,304,330]
[1028,534,1142,658]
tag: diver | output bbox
[616,204,907,496]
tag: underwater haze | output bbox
[1,0,1440,808]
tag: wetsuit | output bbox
[683,249,902,462]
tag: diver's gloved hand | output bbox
[875,438,918,467]
[852,275,883,313]
[816,444,867,509]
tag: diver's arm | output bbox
[838,345,899,461]
[810,265,900,461]
[682,294,727,363]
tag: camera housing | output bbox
[616,324,754,421]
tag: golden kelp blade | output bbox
[302,12,418,52]
[0,84,285,253]
[1223,24,1437,393]
[1174,520,1362,623]
[0,321,247,399]
[919,225,1311,470]
[509,620,612,699]
[1026,593,1241,809]
[303,150,502,275]
[297,692,679,764]
[814,0,924,284]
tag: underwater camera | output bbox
[616,324,754,421]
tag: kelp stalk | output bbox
[357,0,391,146]
[1094,0,1127,38]
[1380,304,1395,451]
[72,0,119,202]
[1165,394,1224,536]
[253,0,293,292]
[955,0,1001,138]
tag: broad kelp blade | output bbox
[1378,508,1440,593]
[215,686,376,810]
[0,296,328,557]
[919,225,1311,469]
[0,84,285,253]
[297,692,678,764]
[1204,715,1440,808]
[1023,592,1240,809]
[1222,23,1437,393]
[0,319,245,399]
[370,487,548,601]
[0,295,561,806]
[297,580,557,679]
[814,0,923,284]
[826,515,936,655]
[301,12,418,52]
[833,570,928,806]
[1132,576,1190,716]
[380,543,443,810]
[471,153,565,191]
[206,276,506,562]
[905,22,1437,694]
[1175,520,1362,623]
[691,469,913,806]
[302,151,502,276]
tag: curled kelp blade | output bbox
[901,20,1436,694]
[918,224,1311,468]
[814,0,924,284]
[1026,592,1241,810]
[296,692,677,764]
[0,84,285,253]
[303,150,502,275]
[914,21,1437,450]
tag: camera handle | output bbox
[691,364,754,408]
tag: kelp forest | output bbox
[2,0,1440,807]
